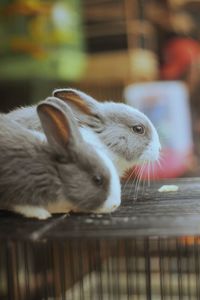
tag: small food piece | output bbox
[158,185,179,192]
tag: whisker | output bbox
[127,166,140,199]
[145,164,148,187]
[122,166,137,193]
[141,163,147,196]
[156,159,164,171]
[151,161,153,185]
[131,166,141,200]
[133,171,140,200]
[147,161,150,187]
[131,167,141,199]
[134,163,144,200]
[159,151,166,161]
[138,163,146,196]
[147,161,151,189]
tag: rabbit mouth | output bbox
[139,140,161,163]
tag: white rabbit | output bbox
[8,88,161,177]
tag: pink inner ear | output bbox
[54,91,93,116]
[39,104,70,145]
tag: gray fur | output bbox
[91,102,152,161]
[0,101,111,213]
[8,88,161,176]
[8,105,42,131]
[53,89,160,170]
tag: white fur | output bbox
[80,126,106,151]
[80,124,160,177]
[12,89,161,178]
[80,127,121,213]
[94,148,121,213]
[13,205,51,219]
[83,99,161,173]
[99,101,161,165]
[80,126,130,177]
[30,130,47,142]
[139,123,161,162]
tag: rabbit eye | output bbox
[92,175,104,186]
[132,125,145,135]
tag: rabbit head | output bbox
[53,89,161,176]
[37,100,121,213]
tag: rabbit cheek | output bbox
[67,183,110,212]
[140,139,160,162]
[139,127,161,162]
[92,151,121,214]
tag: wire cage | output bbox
[2,237,200,300]
[1,178,200,300]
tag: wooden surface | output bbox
[1,178,200,240]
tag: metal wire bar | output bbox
[1,237,200,299]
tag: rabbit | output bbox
[0,100,121,219]
[8,88,161,177]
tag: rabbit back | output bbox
[0,115,63,208]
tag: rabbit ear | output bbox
[52,88,103,127]
[37,101,82,153]
[53,88,94,115]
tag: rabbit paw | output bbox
[13,205,52,220]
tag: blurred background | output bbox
[0,0,200,179]
[1,3,200,300]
